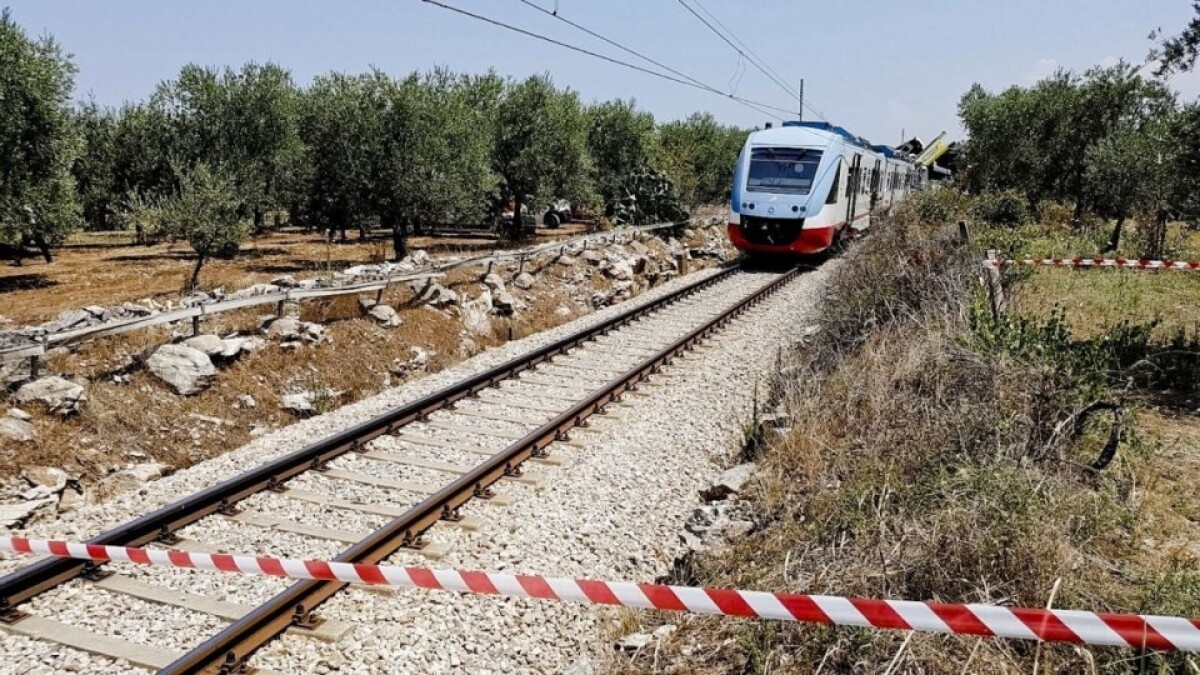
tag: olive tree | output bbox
[0,9,81,262]
[492,74,592,240]
[160,165,247,291]
[372,69,495,259]
[298,73,377,240]
[152,63,303,232]
[1155,1,1200,76]
[586,99,655,206]
[652,113,745,206]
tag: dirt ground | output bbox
[0,223,732,507]
[0,224,590,326]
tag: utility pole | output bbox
[798,79,804,121]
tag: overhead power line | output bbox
[674,0,829,122]
[421,0,792,120]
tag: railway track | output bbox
[0,263,806,673]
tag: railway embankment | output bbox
[0,223,733,527]
[0,257,837,672]
[611,198,1200,673]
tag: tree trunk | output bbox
[253,209,265,234]
[1071,200,1085,227]
[189,253,206,292]
[33,234,53,263]
[1103,214,1126,253]
[1149,209,1169,260]
[386,214,407,261]
[508,194,525,242]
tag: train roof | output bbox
[749,120,883,153]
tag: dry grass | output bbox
[612,215,1200,674]
[0,224,590,325]
[1,227,727,491]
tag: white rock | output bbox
[652,624,678,641]
[146,344,216,395]
[236,394,257,409]
[367,304,402,328]
[280,389,343,415]
[121,301,154,316]
[124,463,174,482]
[461,292,494,337]
[407,347,430,372]
[482,273,507,292]
[0,498,54,528]
[0,416,35,443]
[492,289,522,316]
[265,316,302,341]
[15,376,87,415]
[700,462,756,501]
[615,633,651,652]
[21,467,70,493]
[513,272,536,290]
[6,407,32,421]
[413,282,459,307]
[182,334,226,357]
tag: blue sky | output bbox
[7,1,1200,145]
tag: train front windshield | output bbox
[746,147,823,195]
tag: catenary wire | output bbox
[674,0,829,122]
[422,0,791,120]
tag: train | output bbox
[727,121,927,256]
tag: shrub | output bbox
[969,189,1031,226]
[1037,200,1074,226]
[893,186,966,226]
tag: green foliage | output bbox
[585,99,655,207]
[298,73,375,236]
[968,189,1030,226]
[1154,1,1200,76]
[299,69,497,254]
[0,8,81,257]
[970,305,1200,403]
[151,62,304,230]
[492,74,592,239]
[71,102,119,231]
[607,167,687,226]
[157,164,247,290]
[892,186,966,226]
[3,10,756,259]
[652,112,746,206]
[958,63,1173,210]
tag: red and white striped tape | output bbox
[3,536,1197,652]
[983,257,1200,271]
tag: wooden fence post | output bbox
[984,249,1006,319]
[958,220,970,243]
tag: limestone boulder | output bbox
[15,376,87,415]
[146,344,216,395]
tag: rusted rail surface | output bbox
[0,264,739,619]
[164,266,803,674]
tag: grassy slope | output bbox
[611,209,1200,674]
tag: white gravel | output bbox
[0,261,837,673]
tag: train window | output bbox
[826,164,841,204]
[745,147,824,195]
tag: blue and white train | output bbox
[728,121,925,256]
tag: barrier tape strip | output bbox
[983,257,1200,271]
[2,537,1197,652]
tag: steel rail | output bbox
[0,265,740,619]
[164,266,804,674]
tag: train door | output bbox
[844,153,861,228]
[869,158,881,213]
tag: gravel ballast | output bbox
[0,263,836,673]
